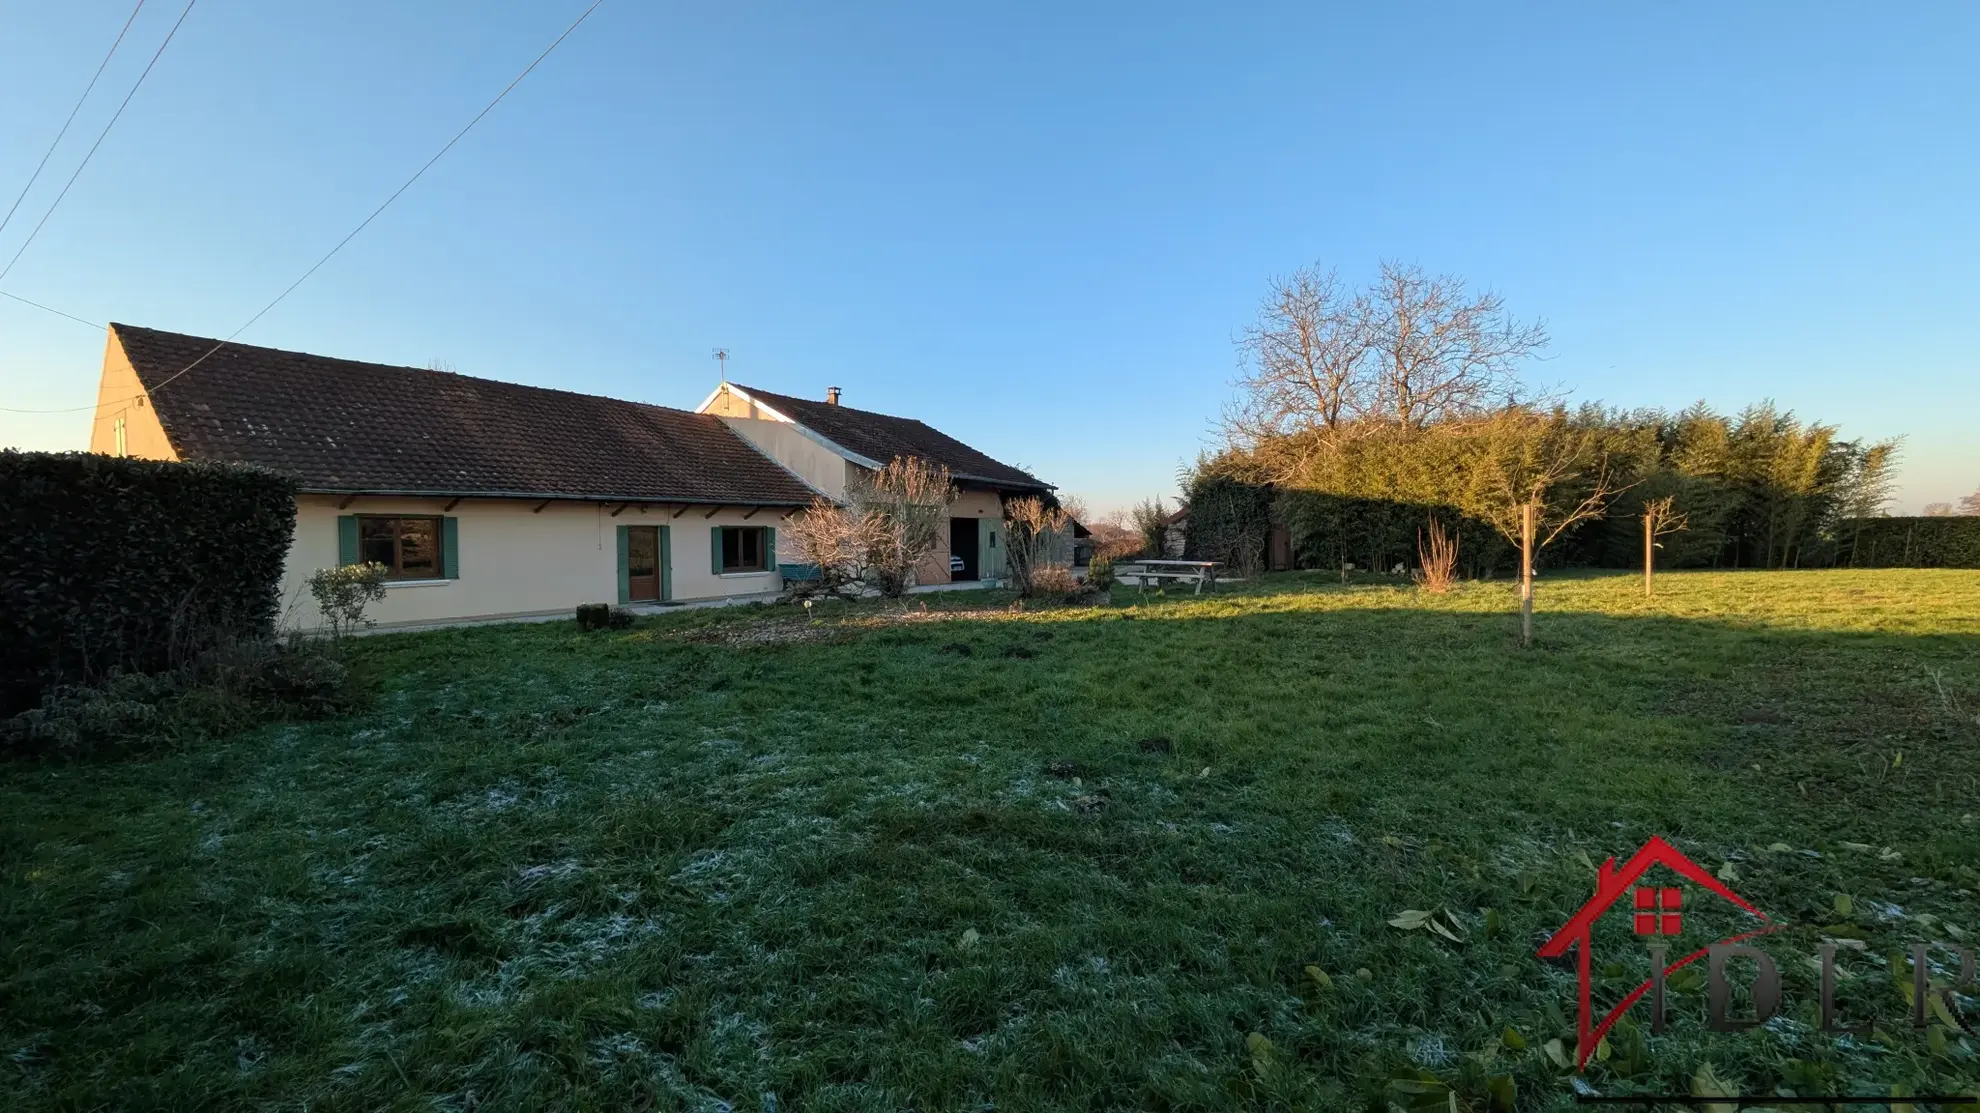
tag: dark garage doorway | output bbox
[949,516,979,581]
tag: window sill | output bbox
[384,578,455,589]
[718,571,773,578]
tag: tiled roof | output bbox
[734,384,1049,491]
[114,324,818,505]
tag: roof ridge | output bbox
[111,322,703,420]
[732,381,926,424]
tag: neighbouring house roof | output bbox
[111,324,818,505]
[728,383,1050,492]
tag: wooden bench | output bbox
[1118,559,1220,595]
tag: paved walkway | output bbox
[361,578,1008,635]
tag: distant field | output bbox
[5,569,1979,1111]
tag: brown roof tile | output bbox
[115,324,818,505]
[734,384,1048,491]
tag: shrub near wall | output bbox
[0,452,297,716]
[1840,516,1980,569]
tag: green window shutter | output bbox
[710,525,724,574]
[616,525,630,604]
[765,526,777,571]
[442,516,460,579]
[337,515,359,565]
[659,525,672,602]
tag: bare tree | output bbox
[850,457,956,598]
[1005,496,1073,597]
[1468,410,1618,646]
[1961,487,1980,516]
[783,496,880,601]
[1924,502,1955,517]
[1226,267,1373,456]
[1640,495,1688,598]
[1366,261,1548,429]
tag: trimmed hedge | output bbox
[0,452,297,716]
[1277,490,1517,578]
[1839,516,1980,569]
[1183,477,1521,578]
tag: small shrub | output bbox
[1412,518,1459,593]
[2,637,360,760]
[1030,566,1081,599]
[308,563,389,638]
[1086,554,1115,591]
[576,604,636,631]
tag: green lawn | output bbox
[5,569,1980,1111]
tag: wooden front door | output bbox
[627,526,661,601]
[1268,525,1292,571]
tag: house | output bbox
[697,382,1053,585]
[87,324,1050,628]
[1160,505,1189,558]
[1158,502,1294,570]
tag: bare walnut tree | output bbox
[1226,266,1373,463]
[1367,261,1549,429]
[850,457,956,598]
[1468,409,1618,646]
[1225,261,1549,471]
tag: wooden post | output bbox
[1644,511,1654,598]
[1520,502,1536,647]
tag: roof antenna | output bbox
[712,347,729,383]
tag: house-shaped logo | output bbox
[1536,835,1779,1069]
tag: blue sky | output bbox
[1,1,1974,514]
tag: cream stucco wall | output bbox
[917,489,1007,585]
[87,332,176,460]
[280,495,790,630]
[713,416,846,500]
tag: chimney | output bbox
[826,386,842,406]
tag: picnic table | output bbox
[1119,559,1220,594]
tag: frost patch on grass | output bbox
[1408,1033,1453,1067]
[451,911,668,1008]
[587,1032,733,1110]
[517,859,582,885]
[670,850,743,902]
[1052,955,1114,991]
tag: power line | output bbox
[0,0,610,417]
[0,0,149,241]
[0,289,103,330]
[0,0,197,284]
[219,0,609,349]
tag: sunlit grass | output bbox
[3,569,1978,1110]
